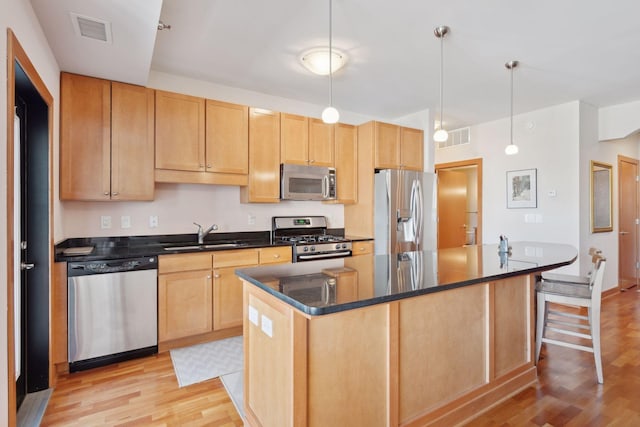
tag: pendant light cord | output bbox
[510,64,513,145]
[329,0,333,107]
[439,32,444,129]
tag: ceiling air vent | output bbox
[70,13,112,43]
[436,127,470,149]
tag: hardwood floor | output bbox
[41,290,639,426]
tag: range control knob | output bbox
[342,243,348,249]
[303,246,309,252]
[335,244,341,250]
[310,246,316,252]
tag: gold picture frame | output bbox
[591,160,613,233]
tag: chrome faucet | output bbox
[194,222,218,244]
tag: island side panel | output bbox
[493,275,532,378]
[307,303,390,427]
[398,283,489,423]
[243,283,308,427]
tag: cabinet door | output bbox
[280,113,309,165]
[111,82,155,200]
[374,122,401,169]
[400,127,424,171]
[206,100,249,174]
[158,270,213,341]
[241,108,281,203]
[60,73,111,200]
[308,118,334,166]
[213,267,244,330]
[155,90,205,172]
[334,123,357,204]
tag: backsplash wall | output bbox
[59,183,344,241]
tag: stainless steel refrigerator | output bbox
[374,169,437,255]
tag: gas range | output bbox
[272,216,352,262]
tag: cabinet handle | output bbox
[199,164,205,168]
[112,192,119,196]
[309,159,315,163]
[274,254,280,258]
[360,246,366,251]
[214,273,220,278]
[103,191,109,196]
[207,275,212,279]
[206,164,212,168]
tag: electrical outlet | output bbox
[248,214,256,225]
[121,215,131,229]
[101,215,112,229]
[149,215,158,228]
[261,315,273,337]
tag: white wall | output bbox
[1,0,61,422]
[436,101,582,275]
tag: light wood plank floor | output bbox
[41,290,639,426]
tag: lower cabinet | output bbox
[158,246,292,350]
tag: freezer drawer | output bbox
[68,269,158,366]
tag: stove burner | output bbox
[272,216,353,262]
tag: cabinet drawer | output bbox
[352,241,373,256]
[259,246,292,264]
[213,249,259,268]
[159,253,212,274]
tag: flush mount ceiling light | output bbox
[433,25,449,143]
[505,60,519,155]
[300,48,347,76]
[321,0,339,124]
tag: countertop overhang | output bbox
[236,241,578,315]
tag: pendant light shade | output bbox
[322,0,339,124]
[505,60,519,155]
[433,25,449,143]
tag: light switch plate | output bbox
[100,215,112,229]
[149,215,158,228]
[121,215,131,229]
[261,315,273,337]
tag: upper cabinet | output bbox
[60,73,154,201]
[373,121,424,171]
[155,90,248,186]
[240,108,281,203]
[281,114,333,166]
[333,123,357,204]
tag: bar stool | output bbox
[535,253,606,383]
[540,247,601,284]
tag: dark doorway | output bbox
[14,61,50,407]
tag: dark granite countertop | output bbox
[54,231,287,262]
[236,242,578,315]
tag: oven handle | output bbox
[298,251,352,260]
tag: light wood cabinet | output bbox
[281,115,334,166]
[241,108,281,203]
[154,92,249,185]
[60,73,154,201]
[308,118,334,166]
[333,123,357,204]
[159,246,291,348]
[213,249,260,331]
[373,121,424,171]
[155,90,205,172]
[351,240,373,256]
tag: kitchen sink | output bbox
[163,243,240,251]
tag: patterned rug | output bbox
[221,370,245,419]
[170,336,243,388]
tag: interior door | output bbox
[618,155,639,289]
[14,99,26,409]
[437,170,468,249]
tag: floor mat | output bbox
[221,370,245,419]
[170,336,243,387]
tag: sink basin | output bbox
[163,243,239,251]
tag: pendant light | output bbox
[505,60,519,155]
[321,0,339,124]
[433,25,449,143]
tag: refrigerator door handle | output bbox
[411,179,424,248]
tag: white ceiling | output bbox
[30,0,640,130]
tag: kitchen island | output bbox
[236,242,577,427]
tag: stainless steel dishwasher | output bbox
[67,256,158,372]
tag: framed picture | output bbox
[506,168,537,208]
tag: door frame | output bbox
[6,29,54,425]
[435,158,483,245]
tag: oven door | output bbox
[281,164,335,201]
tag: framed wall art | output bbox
[506,168,537,208]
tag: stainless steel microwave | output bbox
[280,164,336,201]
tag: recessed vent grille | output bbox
[436,127,470,149]
[70,13,112,43]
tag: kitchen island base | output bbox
[242,273,537,427]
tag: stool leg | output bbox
[535,292,546,362]
[591,307,603,384]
